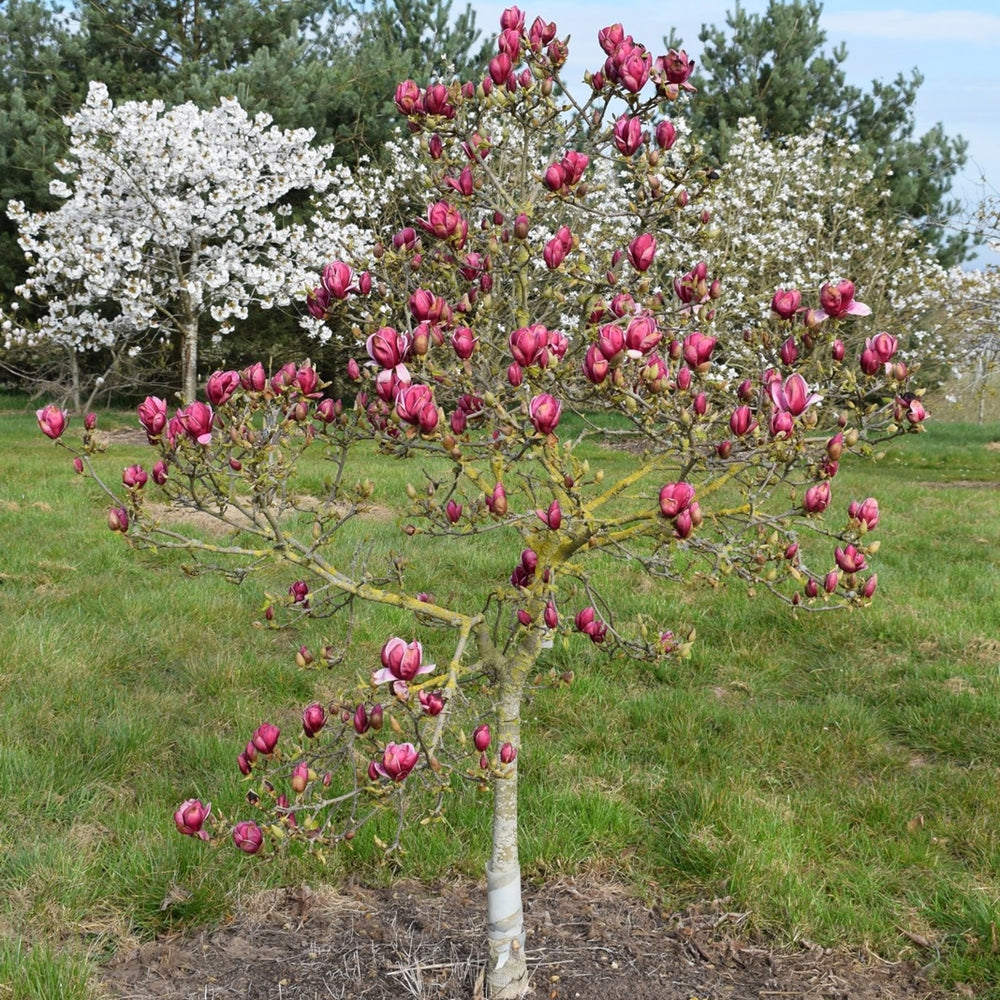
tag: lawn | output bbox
[1,402,998,997]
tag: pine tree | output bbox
[671,0,971,266]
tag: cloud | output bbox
[829,9,1000,44]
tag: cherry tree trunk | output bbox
[180,316,199,404]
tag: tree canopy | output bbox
[0,0,486,297]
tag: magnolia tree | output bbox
[42,8,928,997]
[4,82,373,405]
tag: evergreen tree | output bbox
[671,0,971,266]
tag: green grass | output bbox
[2,403,1000,996]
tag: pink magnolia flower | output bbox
[417,201,468,246]
[373,637,435,685]
[582,344,610,384]
[353,704,370,734]
[849,497,880,531]
[394,79,422,115]
[869,332,898,362]
[803,482,831,514]
[177,401,214,445]
[206,369,240,406]
[543,235,568,269]
[597,23,626,55]
[394,383,438,432]
[658,482,695,518]
[655,120,677,149]
[543,162,566,191]
[241,362,267,392]
[288,580,309,605]
[627,233,657,272]
[366,327,412,371]
[768,410,794,439]
[681,331,717,370]
[770,288,802,320]
[560,149,589,184]
[302,703,326,738]
[137,396,167,440]
[488,51,513,86]
[36,403,68,440]
[859,346,881,375]
[451,326,479,361]
[529,15,556,49]
[658,48,695,87]
[500,5,525,31]
[835,544,866,574]
[174,798,211,840]
[107,507,129,533]
[232,820,264,854]
[474,724,492,752]
[613,115,646,156]
[371,742,419,782]
[485,482,508,517]
[509,324,550,368]
[814,280,872,320]
[529,393,562,435]
[537,500,562,529]
[613,42,652,93]
[768,373,821,416]
[422,83,455,118]
[729,405,757,437]
[674,261,710,305]
[251,723,280,755]
[419,690,446,716]
[544,600,559,629]
[320,261,355,299]
[673,501,703,539]
[574,606,608,643]
[306,285,330,319]
[122,464,147,489]
[896,394,927,424]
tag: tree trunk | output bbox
[180,315,199,404]
[485,651,532,997]
[68,347,82,413]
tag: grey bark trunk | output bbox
[180,316,199,404]
[485,671,530,996]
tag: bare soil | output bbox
[100,877,966,1000]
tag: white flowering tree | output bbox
[937,266,1000,422]
[5,82,372,404]
[694,120,950,376]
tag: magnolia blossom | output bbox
[370,742,419,782]
[174,799,211,840]
[768,373,821,416]
[36,404,68,439]
[372,637,435,686]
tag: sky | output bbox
[467,0,1000,266]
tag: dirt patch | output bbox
[100,877,964,1000]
